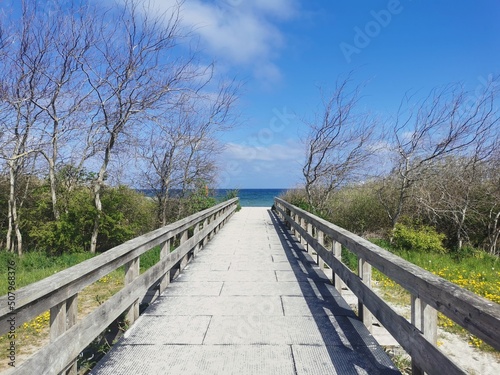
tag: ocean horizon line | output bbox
[217,187,295,190]
[136,188,298,207]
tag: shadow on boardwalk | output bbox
[267,209,400,374]
[90,207,400,375]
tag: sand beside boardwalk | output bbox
[331,274,500,374]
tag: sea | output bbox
[138,188,290,207]
[215,188,288,207]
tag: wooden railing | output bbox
[274,197,500,375]
[0,198,238,375]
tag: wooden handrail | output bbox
[1,198,238,375]
[274,197,500,375]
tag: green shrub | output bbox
[221,189,241,211]
[28,188,96,254]
[328,185,391,235]
[98,186,156,251]
[392,223,447,253]
[27,185,156,254]
[341,247,358,271]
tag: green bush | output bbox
[279,189,312,212]
[392,223,447,254]
[98,186,156,251]
[220,189,241,211]
[27,185,156,254]
[28,188,96,254]
[328,185,391,235]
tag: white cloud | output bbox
[218,139,304,188]
[224,140,304,162]
[142,0,299,82]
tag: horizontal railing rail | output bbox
[274,197,500,375]
[0,197,239,375]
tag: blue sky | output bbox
[172,0,499,189]
[12,0,498,189]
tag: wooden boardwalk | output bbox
[91,207,399,374]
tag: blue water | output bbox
[216,189,287,207]
[138,188,289,207]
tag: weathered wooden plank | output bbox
[275,198,500,351]
[306,222,313,252]
[317,229,325,270]
[332,240,343,294]
[300,217,306,247]
[322,249,465,375]
[179,229,190,271]
[66,294,78,375]
[275,205,465,375]
[5,201,237,375]
[194,223,201,256]
[159,239,171,294]
[124,257,140,325]
[358,257,373,331]
[411,295,438,375]
[0,198,238,335]
[202,218,209,246]
[50,302,66,343]
[10,258,171,375]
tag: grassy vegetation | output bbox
[283,186,499,353]
[139,246,162,273]
[0,251,97,295]
[0,251,126,371]
[0,179,236,372]
[0,221,204,371]
[368,238,500,352]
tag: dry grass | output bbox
[0,270,124,372]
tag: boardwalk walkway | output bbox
[91,207,400,374]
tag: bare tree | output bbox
[416,151,493,249]
[483,147,500,255]
[0,2,47,254]
[140,79,239,225]
[302,77,374,213]
[79,0,210,253]
[377,81,500,230]
[27,1,95,220]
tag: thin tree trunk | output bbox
[90,133,114,253]
[90,185,102,254]
[488,210,500,255]
[6,165,14,253]
[48,157,60,220]
[7,161,23,254]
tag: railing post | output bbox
[50,294,78,374]
[317,229,325,270]
[358,257,373,332]
[300,217,307,248]
[211,213,217,238]
[215,211,220,234]
[50,302,66,343]
[202,218,209,246]
[125,257,140,325]
[194,222,201,256]
[66,294,78,375]
[306,222,313,252]
[285,209,292,229]
[218,209,223,229]
[159,239,171,294]
[293,213,299,237]
[179,229,189,271]
[332,240,344,295]
[411,295,438,375]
